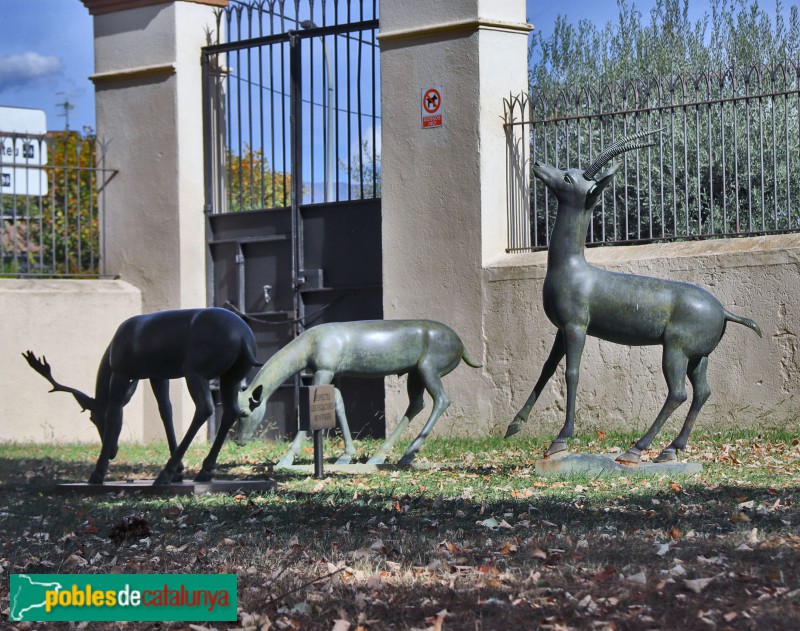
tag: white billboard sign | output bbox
[0,106,48,197]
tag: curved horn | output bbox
[583,128,661,180]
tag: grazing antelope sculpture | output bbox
[504,130,762,464]
[233,320,481,466]
[24,308,261,485]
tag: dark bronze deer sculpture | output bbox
[233,320,481,466]
[504,130,762,464]
[24,308,260,485]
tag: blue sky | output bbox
[0,1,776,134]
[0,1,95,132]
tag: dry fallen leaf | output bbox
[531,547,548,560]
[683,577,714,593]
[108,514,150,544]
[66,553,88,567]
[424,609,448,631]
[497,542,518,555]
[593,566,617,583]
[331,620,351,631]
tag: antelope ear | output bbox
[585,163,620,209]
[248,385,264,411]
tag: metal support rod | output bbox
[313,430,325,478]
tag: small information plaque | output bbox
[299,385,336,432]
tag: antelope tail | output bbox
[724,310,763,338]
[462,348,483,369]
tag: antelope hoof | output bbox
[615,448,642,466]
[544,439,568,458]
[334,454,353,465]
[505,416,525,438]
[193,470,213,482]
[654,447,678,463]
[366,453,387,465]
[276,453,296,468]
[88,471,105,485]
[153,471,173,486]
[397,453,416,467]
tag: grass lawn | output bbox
[1,429,799,630]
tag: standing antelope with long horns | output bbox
[504,130,762,464]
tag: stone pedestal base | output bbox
[55,479,275,496]
[535,453,702,477]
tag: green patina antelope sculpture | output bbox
[505,130,762,464]
[234,320,480,466]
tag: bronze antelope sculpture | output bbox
[25,308,261,485]
[233,319,481,466]
[505,130,762,464]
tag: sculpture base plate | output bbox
[55,479,275,496]
[535,452,702,477]
[275,462,453,473]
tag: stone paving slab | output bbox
[55,479,276,496]
[535,452,703,477]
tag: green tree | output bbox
[527,0,800,247]
[339,139,381,200]
[226,145,292,211]
[531,0,800,89]
[2,127,100,275]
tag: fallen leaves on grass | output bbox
[108,514,150,544]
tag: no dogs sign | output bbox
[421,86,443,128]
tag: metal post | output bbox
[313,429,325,478]
[289,32,304,436]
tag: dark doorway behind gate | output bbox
[202,0,382,442]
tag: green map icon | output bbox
[10,574,64,621]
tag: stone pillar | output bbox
[378,1,531,437]
[82,0,226,440]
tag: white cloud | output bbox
[0,52,62,91]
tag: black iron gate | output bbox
[202,0,382,441]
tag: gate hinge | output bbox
[298,269,324,290]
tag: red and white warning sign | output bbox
[421,86,443,129]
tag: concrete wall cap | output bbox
[487,233,800,271]
[378,17,533,44]
[0,278,142,295]
[90,63,177,85]
[82,0,227,16]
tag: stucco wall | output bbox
[379,0,530,438]
[91,1,218,440]
[482,234,800,442]
[0,279,143,443]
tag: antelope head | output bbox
[532,129,660,211]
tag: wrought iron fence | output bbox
[0,132,115,277]
[204,0,380,214]
[505,63,800,251]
